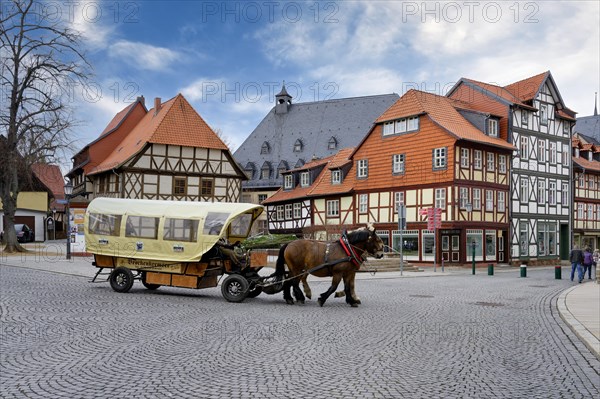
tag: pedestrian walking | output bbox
[593,248,599,280]
[569,245,584,283]
[582,247,594,280]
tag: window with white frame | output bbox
[392,154,405,174]
[331,169,341,184]
[383,122,394,135]
[382,116,419,136]
[499,155,507,173]
[538,140,546,162]
[300,171,310,187]
[588,204,594,220]
[520,136,528,158]
[520,177,528,203]
[497,191,505,212]
[357,159,368,178]
[474,150,482,169]
[487,153,494,172]
[293,203,301,218]
[589,177,594,189]
[562,182,569,206]
[485,190,494,211]
[537,179,546,204]
[597,204,600,221]
[407,116,419,131]
[519,222,528,256]
[460,187,469,209]
[487,119,498,137]
[395,192,404,211]
[562,144,569,166]
[433,147,447,169]
[276,206,284,221]
[521,110,528,126]
[577,203,584,219]
[359,194,368,214]
[485,230,496,260]
[540,104,548,125]
[473,188,481,210]
[284,175,293,189]
[548,181,556,205]
[460,148,469,168]
[549,142,557,164]
[537,222,556,256]
[394,119,407,134]
[285,204,292,219]
[563,121,569,134]
[467,229,483,260]
[435,188,445,209]
[326,200,339,217]
[578,174,584,187]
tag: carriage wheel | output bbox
[246,285,262,298]
[141,272,161,290]
[109,267,134,293]
[221,274,249,303]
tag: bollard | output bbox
[488,263,494,276]
[555,266,562,280]
[520,263,527,278]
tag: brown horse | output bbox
[274,224,384,307]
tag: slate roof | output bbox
[263,148,355,204]
[233,93,399,189]
[90,94,229,175]
[575,114,600,142]
[374,89,515,150]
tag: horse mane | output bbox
[346,227,371,244]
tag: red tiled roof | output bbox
[504,71,549,102]
[556,109,576,121]
[573,157,600,172]
[263,148,355,204]
[31,163,65,211]
[376,90,514,150]
[90,94,228,175]
[99,102,137,137]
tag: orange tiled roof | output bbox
[31,163,66,211]
[90,94,227,175]
[504,71,549,102]
[463,78,528,106]
[99,102,137,137]
[263,148,355,204]
[573,157,600,172]
[377,90,514,150]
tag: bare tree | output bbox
[212,127,236,152]
[1,0,90,252]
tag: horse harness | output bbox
[339,230,366,269]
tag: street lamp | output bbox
[64,181,73,260]
[52,207,56,241]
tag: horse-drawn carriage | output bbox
[85,198,280,302]
[85,198,385,306]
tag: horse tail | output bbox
[274,243,289,277]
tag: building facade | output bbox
[448,71,575,263]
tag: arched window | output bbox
[293,139,303,153]
[261,141,271,154]
[261,161,272,179]
[328,136,338,150]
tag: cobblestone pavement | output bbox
[1,264,599,399]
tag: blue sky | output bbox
[64,0,599,160]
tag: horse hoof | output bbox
[317,298,324,307]
[286,299,294,305]
[355,299,362,305]
[306,294,312,300]
[351,303,359,308]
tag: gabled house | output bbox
[351,90,514,264]
[67,94,246,203]
[233,84,398,233]
[263,148,355,238]
[31,163,67,238]
[447,71,575,263]
[572,128,600,250]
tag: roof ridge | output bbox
[289,93,399,107]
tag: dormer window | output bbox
[284,174,293,189]
[277,160,289,178]
[328,136,338,150]
[540,104,548,126]
[294,139,303,153]
[331,169,341,184]
[300,172,310,187]
[487,118,498,137]
[382,116,419,136]
[260,161,272,179]
[261,141,271,154]
[295,159,305,168]
[244,162,256,179]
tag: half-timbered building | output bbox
[263,148,355,239]
[233,84,398,233]
[67,94,246,204]
[447,71,575,264]
[572,131,600,250]
[351,90,514,264]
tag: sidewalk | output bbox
[557,280,600,359]
[2,241,599,359]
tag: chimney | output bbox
[136,95,145,107]
[154,97,162,115]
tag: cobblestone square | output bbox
[1,264,599,398]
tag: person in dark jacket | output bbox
[582,247,594,280]
[569,245,584,283]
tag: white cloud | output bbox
[69,0,116,50]
[108,40,181,71]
